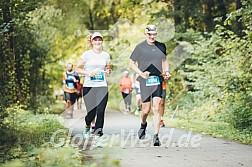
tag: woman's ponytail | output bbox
[86,34,92,48]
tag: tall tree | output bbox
[234,0,243,36]
[173,0,182,29]
[202,0,215,31]
[0,0,17,106]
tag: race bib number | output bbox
[90,71,105,82]
[146,76,160,86]
[124,88,130,94]
[66,82,75,89]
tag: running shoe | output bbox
[134,108,140,116]
[93,136,102,148]
[153,134,161,146]
[138,122,147,139]
[83,126,90,139]
[91,126,95,134]
[160,120,165,127]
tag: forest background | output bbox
[0,0,251,166]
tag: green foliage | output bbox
[1,1,252,166]
[1,145,120,167]
[173,34,250,130]
[48,101,65,114]
[0,1,62,111]
[0,105,66,162]
[0,104,118,167]
[1,145,86,167]
[164,118,252,144]
[152,0,237,32]
[165,0,252,142]
[226,94,252,130]
[26,146,84,167]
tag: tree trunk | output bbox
[204,0,215,32]
[215,0,227,23]
[1,0,17,106]
[88,0,94,30]
[235,0,243,36]
[173,0,181,30]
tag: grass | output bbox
[162,117,252,144]
[49,100,65,114]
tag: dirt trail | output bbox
[64,107,252,167]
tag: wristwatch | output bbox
[165,71,170,76]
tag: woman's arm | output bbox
[75,59,96,77]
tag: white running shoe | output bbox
[93,136,102,148]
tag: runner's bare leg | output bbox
[152,97,161,134]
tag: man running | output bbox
[132,72,142,116]
[129,25,171,146]
[62,63,80,118]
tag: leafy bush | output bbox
[0,105,119,167]
[165,9,252,141]
[0,105,67,162]
[1,145,86,167]
[226,94,252,130]
[26,145,85,167]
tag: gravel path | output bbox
[63,107,252,167]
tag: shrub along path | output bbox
[63,105,252,167]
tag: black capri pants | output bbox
[83,87,108,136]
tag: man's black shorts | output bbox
[140,83,162,103]
[64,92,77,104]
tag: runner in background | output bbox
[132,72,142,116]
[119,70,133,113]
[62,63,80,119]
[159,81,167,127]
[54,89,59,100]
[76,76,84,110]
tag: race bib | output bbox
[136,88,141,94]
[66,82,75,89]
[146,76,160,86]
[124,88,130,94]
[90,71,105,82]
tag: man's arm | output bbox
[62,72,66,85]
[75,74,80,83]
[162,58,169,72]
[162,58,171,80]
[129,59,149,79]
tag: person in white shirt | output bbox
[76,32,111,147]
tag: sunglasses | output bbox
[146,33,157,36]
[146,27,157,32]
